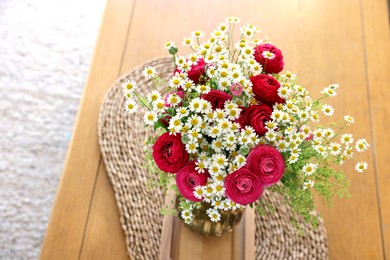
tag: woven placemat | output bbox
[98,57,329,259]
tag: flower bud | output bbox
[169,46,178,55]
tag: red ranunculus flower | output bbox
[245,104,273,136]
[202,90,232,110]
[250,74,285,105]
[246,145,285,187]
[176,161,208,202]
[224,167,264,205]
[152,132,189,173]
[253,43,284,74]
[236,106,248,129]
[175,58,206,84]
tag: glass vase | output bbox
[178,202,245,236]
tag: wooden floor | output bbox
[40,0,390,259]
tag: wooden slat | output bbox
[361,0,390,258]
[293,1,383,259]
[79,161,128,259]
[40,0,134,259]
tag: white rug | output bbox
[0,0,105,258]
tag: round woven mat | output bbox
[98,57,329,259]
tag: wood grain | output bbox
[361,0,390,258]
[41,0,390,259]
[40,0,134,259]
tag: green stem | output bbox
[133,91,151,111]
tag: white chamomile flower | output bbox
[182,79,195,92]
[211,197,223,209]
[147,90,161,103]
[329,142,341,156]
[276,140,288,152]
[211,139,224,153]
[122,79,137,93]
[186,141,199,154]
[169,75,183,88]
[213,154,228,168]
[299,110,310,121]
[124,99,138,113]
[323,128,335,139]
[234,154,246,167]
[278,86,291,99]
[340,133,354,145]
[191,30,205,38]
[167,93,181,107]
[153,99,165,113]
[208,126,221,138]
[209,164,223,176]
[218,119,231,133]
[143,66,157,79]
[221,200,231,211]
[203,185,215,197]
[265,130,277,142]
[188,53,199,64]
[355,161,368,173]
[284,71,296,80]
[143,111,158,126]
[343,146,354,158]
[303,180,315,190]
[188,115,203,129]
[262,50,275,60]
[314,144,328,157]
[310,111,320,122]
[265,120,277,131]
[207,208,221,222]
[188,129,202,140]
[197,84,211,94]
[181,209,192,219]
[182,37,194,46]
[344,115,354,124]
[164,41,176,50]
[225,16,241,23]
[175,55,188,70]
[313,129,324,140]
[355,138,370,152]
[168,116,183,133]
[193,185,205,200]
[302,163,318,176]
[288,153,299,164]
[177,107,189,118]
[321,85,338,97]
[322,104,334,116]
[195,160,206,174]
[189,98,203,113]
[211,181,225,197]
[224,133,236,145]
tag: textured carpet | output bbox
[0,0,105,258]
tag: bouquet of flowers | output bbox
[122,17,369,227]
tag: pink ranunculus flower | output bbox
[176,161,208,202]
[224,167,264,205]
[230,83,243,96]
[246,145,285,187]
[152,132,189,173]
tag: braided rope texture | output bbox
[98,57,329,259]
